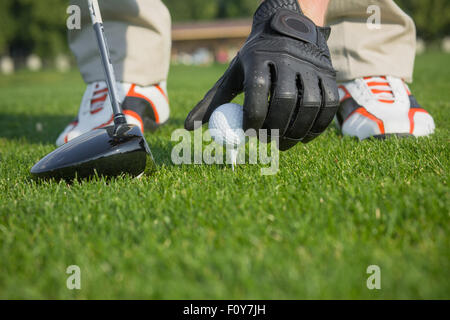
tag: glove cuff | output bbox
[254,0,302,22]
[318,26,332,41]
[270,9,317,45]
[270,9,332,45]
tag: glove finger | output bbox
[262,66,298,136]
[242,61,271,132]
[185,58,243,131]
[301,76,339,143]
[277,136,301,152]
[284,69,322,140]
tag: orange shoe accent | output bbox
[91,94,107,104]
[339,85,351,102]
[123,109,144,132]
[126,84,160,124]
[364,76,387,81]
[364,77,395,103]
[94,115,114,130]
[91,94,107,106]
[90,107,104,115]
[90,90,108,114]
[408,108,429,134]
[155,85,169,104]
[371,89,393,94]
[367,81,389,87]
[94,88,108,95]
[378,100,395,104]
[347,107,385,134]
[63,121,78,144]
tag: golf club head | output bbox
[31,124,156,180]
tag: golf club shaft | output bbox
[87,0,126,126]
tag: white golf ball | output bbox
[209,103,245,148]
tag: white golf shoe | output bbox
[336,76,435,140]
[56,81,170,146]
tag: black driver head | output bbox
[31,124,156,180]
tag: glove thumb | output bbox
[185,57,243,131]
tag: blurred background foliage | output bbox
[396,0,450,41]
[1,0,68,59]
[0,0,449,58]
[163,0,258,21]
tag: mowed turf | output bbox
[0,52,448,299]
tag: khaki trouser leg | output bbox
[69,0,171,86]
[326,0,416,83]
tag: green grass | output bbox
[0,53,449,299]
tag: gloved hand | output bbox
[185,0,339,151]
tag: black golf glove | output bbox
[185,0,339,151]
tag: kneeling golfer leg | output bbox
[58,0,171,146]
[327,0,435,140]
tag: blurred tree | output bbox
[163,0,217,22]
[1,0,448,59]
[216,0,259,19]
[0,0,15,55]
[164,0,259,22]
[6,0,68,59]
[18,0,68,58]
[395,0,450,40]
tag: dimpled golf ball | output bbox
[209,103,245,148]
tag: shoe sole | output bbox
[367,133,414,140]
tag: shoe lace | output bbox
[364,76,395,104]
